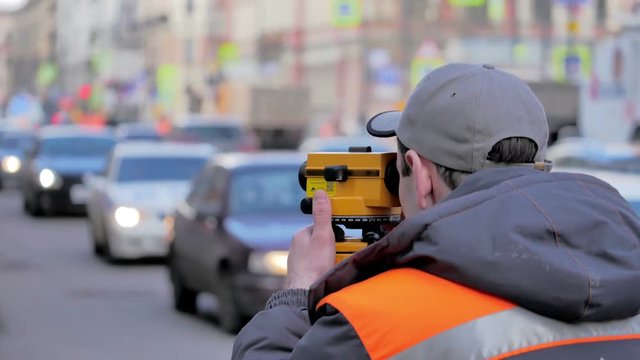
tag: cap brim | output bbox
[366,111,401,138]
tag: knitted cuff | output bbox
[265,288,309,310]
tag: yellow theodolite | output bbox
[299,146,401,263]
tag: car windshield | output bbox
[116,157,207,182]
[555,155,640,174]
[602,157,640,173]
[118,125,161,141]
[121,132,162,141]
[229,167,305,215]
[1,134,34,150]
[40,137,114,157]
[180,125,242,142]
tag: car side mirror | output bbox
[196,202,222,219]
[83,173,106,190]
[196,202,222,230]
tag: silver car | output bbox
[85,141,216,261]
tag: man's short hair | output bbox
[398,137,538,190]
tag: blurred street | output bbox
[0,0,639,358]
[0,188,234,360]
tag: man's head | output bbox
[367,63,550,218]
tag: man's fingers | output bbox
[312,190,332,229]
[285,192,336,289]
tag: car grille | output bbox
[60,174,83,189]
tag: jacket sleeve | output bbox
[289,307,370,360]
[232,290,369,360]
[232,289,311,360]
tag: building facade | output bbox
[2,0,637,137]
[6,0,56,96]
[0,13,12,109]
[135,0,218,120]
[210,0,630,139]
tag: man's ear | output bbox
[405,150,432,209]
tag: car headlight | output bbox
[248,251,288,276]
[1,156,21,173]
[114,206,141,228]
[39,168,62,189]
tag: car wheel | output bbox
[102,229,120,263]
[218,274,243,333]
[93,243,104,256]
[22,197,30,214]
[25,194,43,217]
[39,195,56,217]
[90,220,105,257]
[169,256,198,313]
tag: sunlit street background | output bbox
[2,0,640,359]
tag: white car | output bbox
[548,137,640,213]
[86,141,216,261]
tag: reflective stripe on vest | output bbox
[317,268,640,360]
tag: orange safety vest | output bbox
[318,268,640,360]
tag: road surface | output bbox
[0,188,236,360]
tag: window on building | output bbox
[89,30,98,45]
[596,0,607,26]
[534,0,552,25]
[185,39,194,64]
[187,0,195,15]
[257,34,284,64]
[463,2,489,27]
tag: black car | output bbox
[167,152,308,332]
[21,125,116,216]
[0,129,35,189]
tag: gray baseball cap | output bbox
[366,63,550,172]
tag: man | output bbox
[233,64,640,359]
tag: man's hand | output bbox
[285,190,336,289]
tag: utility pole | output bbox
[358,1,370,125]
[540,0,552,80]
[566,0,581,83]
[509,0,520,50]
[399,0,413,96]
[292,0,305,85]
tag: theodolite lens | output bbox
[384,160,399,196]
[298,161,307,191]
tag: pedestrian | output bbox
[232,63,640,359]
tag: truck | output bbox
[527,81,580,145]
[249,87,311,149]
